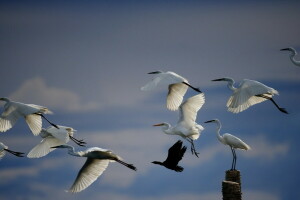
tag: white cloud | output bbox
[8,77,102,112]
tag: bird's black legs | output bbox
[5,149,24,157]
[115,159,137,171]
[230,147,237,170]
[186,138,199,158]
[182,82,202,93]
[256,94,288,114]
[39,114,60,129]
[69,135,86,147]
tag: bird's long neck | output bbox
[290,54,300,66]
[161,123,174,135]
[226,79,236,92]
[214,121,225,144]
[67,147,81,157]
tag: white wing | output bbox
[0,103,20,132]
[46,126,70,143]
[223,133,251,150]
[227,79,278,113]
[178,93,205,125]
[27,137,64,158]
[167,83,189,111]
[68,158,110,193]
[0,150,6,160]
[25,114,42,135]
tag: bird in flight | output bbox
[280,47,300,67]
[211,78,288,114]
[52,144,137,193]
[152,140,187,172]
[153,93,205,157]
[141,71,201,111]
[27,125,86,158]
[0,97,58,135]
[204,119,251,170]
[0,142,24,159]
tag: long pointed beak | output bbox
[204,120,214,123]
[148,71,161,74]
[51,145,63,149]
[211,78,225,81]
[280,48,289,51]
[153,123,164,126]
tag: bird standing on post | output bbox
[0,97,58,135]
[280,47,300,67]
[204,119,251,170]
[211,78,288,114]
[27,125,86,158]
[141,71,201,111]
[51,144,137,193]
[152,140,187,172]
[153,93,205,157]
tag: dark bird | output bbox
[152,140,187,172]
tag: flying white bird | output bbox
[0,142,24,159]
[0,97,58,135]
[27,125,86,158]
[153,93,205,157]
[141,71,201,111]
[204,119,251,170]
[211,78,288,114]
[280,47,300,67]
[152,140,187,172]
[51,144,137,193]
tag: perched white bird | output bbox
[280,47,300,67]
[153,93,205,157]
[204,119,251,170]
[212,78,288,114]
[0,97,58,135]
[0,142,24,159]
[51,144,137,193]
[141,71,201,111]
[27,125,86,158]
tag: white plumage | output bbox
[141,71,201,111]
[280,47,300,67]
[154,93,205,157]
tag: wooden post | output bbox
[222,170,242,200]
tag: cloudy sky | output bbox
[0,0,300,199]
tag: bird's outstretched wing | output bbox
[46,126,70,143]
[27,137,64,158]
[167,83,189,111]
[68,158,110,193]
[227,79,278,113]
[25,114,42,135]
[0,104,20,132]
[165,140,187,166]
[178,93,205,125]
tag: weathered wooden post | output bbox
[222,170,242,200]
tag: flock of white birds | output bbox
[0,47,298,193]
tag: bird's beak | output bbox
[211,78,225,82]
[153,123,164,126]
[204,120,214,123]
[280,48,289,51]
[51,145,62,149]
[148,71,160,74]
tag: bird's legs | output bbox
[39,114,60,129]
[255,94,288,114]
[182,82,202,93]
[115,159,137,171]
[69,135,86,147]
[5,149,24,157]
[186,138,200,158]
[230,147,236,170]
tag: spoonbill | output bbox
[0,97,58,135]
[204,119,251,170]
[141,71,201,111]
[211,78,288,114]
[152,140,187,172]
[27,125,86,158]
[0,142,24,159]
[153,93,205,157]
[280,47,300,67]
[51,144,137,193]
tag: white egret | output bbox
[152,140,187,172]
[0,97,58,135]
[153,93,205,157]
[280,47,300,67]
[204,119,251,170]
[211,78,288,114]
[27,125,86,158]
[0,142,24,159]
[141,71,201,111]
[51,144,137,193]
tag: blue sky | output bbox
[0,0,300,199]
